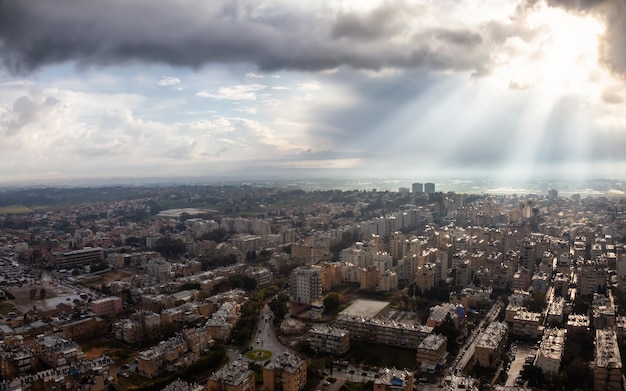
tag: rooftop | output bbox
[339,299,389,319]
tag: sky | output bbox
[1,0,626,185]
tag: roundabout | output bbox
[246,349,273,361]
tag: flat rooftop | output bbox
[339,299,390,319]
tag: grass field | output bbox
[0,204,32,215]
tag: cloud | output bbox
[157,76,181,86]
[246,72,264,79]
[0,0,513,75]
[196,84,267,100]
[1,90,59,136]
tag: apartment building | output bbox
[426,303,464,328]
[566,314,590,331]
[0,355,116,391]
[509,310,542,339]
[263,351,307,391]
[205,301,241,341]
[288,266,322,304]
[0,335,36,380]
[415,263,436,293]
[335,313,432,348]
[309,325,350,355]
[416,334,447,371]
[534,328,566,376]
[374,367,414,391]
[546,296,565,325]
[378,269,398,292]
[164,379,204,391]
[207,360,255,391]
[595,329,622,391]
[30,334,85,368]
[474,321,508,369]
[90,296,123,316]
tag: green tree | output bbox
[433,314,460,352]
[324,292,341,313]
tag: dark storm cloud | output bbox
[546,0,626,78]
[331,2,408,41]
[0,0,501,74]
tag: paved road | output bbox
[227,304,291,364]
[449,301,503,374]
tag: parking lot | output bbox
[505,344,533,387]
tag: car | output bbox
[516,377,525,385]
[323,381,331,386]
[237,354,243,360]
[121,372,130,378]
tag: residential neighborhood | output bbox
[0,183,625,391]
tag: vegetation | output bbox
[231,288,272,345]
[246,349,272,361]
[154,237,186,257]
[323,292,341,313]
[433,314,461,354]
[343,341,418,368]
[268,293,289,324]
[0,204,32,215]
[338,380,373,391]
[0,302,17,315]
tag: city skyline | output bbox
[1,0,626,185]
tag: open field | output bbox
[83,338,135,362]
[0,204,33,215]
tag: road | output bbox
[227,304,291,363]
[449,301,503,374]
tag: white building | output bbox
[288,266,322,304]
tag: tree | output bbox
[154,237,186,257]
[433,314,460,352]
[324,293,340,313]
[520,365,545,387]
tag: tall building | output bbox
[548,188,558,201]
[288,266,322,304]
[424,183,435,194]
[412,183,424,193]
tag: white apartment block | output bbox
[288,266,322,304]
[534,328,566,376]
[474,322,508,368]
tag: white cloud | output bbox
[246,72,264,79]
[157,76,181,86]
[196,84,267,100]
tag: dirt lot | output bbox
[80,269,133,289]
[5,283,76,313]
